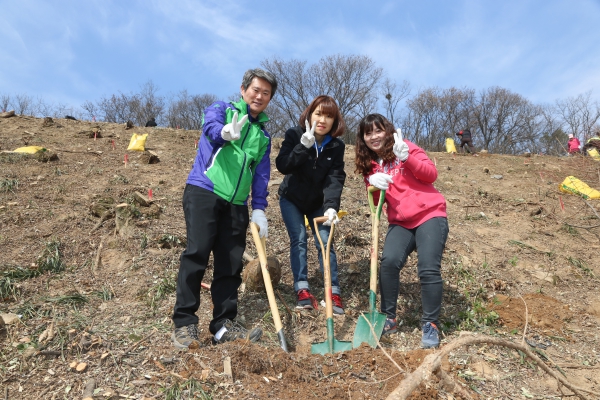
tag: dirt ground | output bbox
[1,114,599,399]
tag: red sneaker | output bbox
[296,289,318,310]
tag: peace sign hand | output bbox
[393,128,409,161]
[221,111,248,141]
[300,118,316,148]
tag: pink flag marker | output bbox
[148,189,153,201]
[112,140,116,150]
[94,132,97,141]
[124,154,128,167]
[195,140,198,149]
[559,195,565,212]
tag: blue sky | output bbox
[1,0,599,111]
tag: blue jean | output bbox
[379,217,449,325]
[279,196,340,295]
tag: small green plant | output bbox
[162,378,212,400]
[141,233,148,250]
[37,240,65,274]
[458,299,499,329]
[159,234,184,249]
[111,174,129,184]
[0,178,19,193]
[560,223,579,236]
[148,274,177,309]
[44,293,88,306]
[508,256,518,267]
[568,257,595,277]
[93,286,115,301]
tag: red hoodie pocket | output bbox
[393,191,428,222]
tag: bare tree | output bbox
[0,94,10,112]
[381,78,411,126]
[14,94,34,116]
[81,100,99,121]
[166,91,218,130]
[470,87,539,154]
[261,54,384,142]
[555,91,600,142]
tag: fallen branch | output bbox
[385,333,596,400]
[275,289,294,319]
[116,330,156,363]
[92,236,106,277]
[90,209,115,233]
[82,378,96,400]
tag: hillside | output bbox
[1,114,599,399]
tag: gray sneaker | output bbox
[212,319,262,345]
[172,324,200,349]
[421,322,440,348]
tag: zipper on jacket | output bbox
[230,152,247,202]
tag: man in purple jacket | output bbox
[172,68,278,349]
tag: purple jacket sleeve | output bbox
[202,101,229,144]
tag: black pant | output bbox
[459,138,475,153]
[172,185,249,334]
[379,217,449,325]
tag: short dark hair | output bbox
[299,95,345,138]
[241,68,278,97]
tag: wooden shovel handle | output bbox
[249,223,283,333]
[313,216,335,320]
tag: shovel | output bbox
[250,222,289,352]
[352,186,387,348]
[311,216,352,355]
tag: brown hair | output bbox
[299,95,345,138]
[354,113,396,175]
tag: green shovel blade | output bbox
[311,318,352,355]
[352,290,386,348]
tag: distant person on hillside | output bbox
[275,95,347,315]
[145,118,157,127]
[354,113,448,349]
[567,134,581,154]
[456,129,476,155]
[172,68,278,349]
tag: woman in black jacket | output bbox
[276,95,347,314]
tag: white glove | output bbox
[221,111,248,141]
[251,209,268,238]
[323,208,339,226]
[300,119,316,148]
[368,173,393,190]
[393,128,409,161]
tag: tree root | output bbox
[386,332,597,400]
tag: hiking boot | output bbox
[296,289,318,310]
[212,319,262,345]
[382,318,397,336]
[172,324,200,349]
[421,322,440,348]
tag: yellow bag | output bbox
[127,133,148,151]
[13,146,46,154]
[445,138,457,154]
[587,148,600,161]
[559,176,600,199]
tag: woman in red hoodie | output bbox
[354,114,448,348]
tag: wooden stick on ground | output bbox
[82,378,96,400]
[92,236,106,277]
[385,333,597,400]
